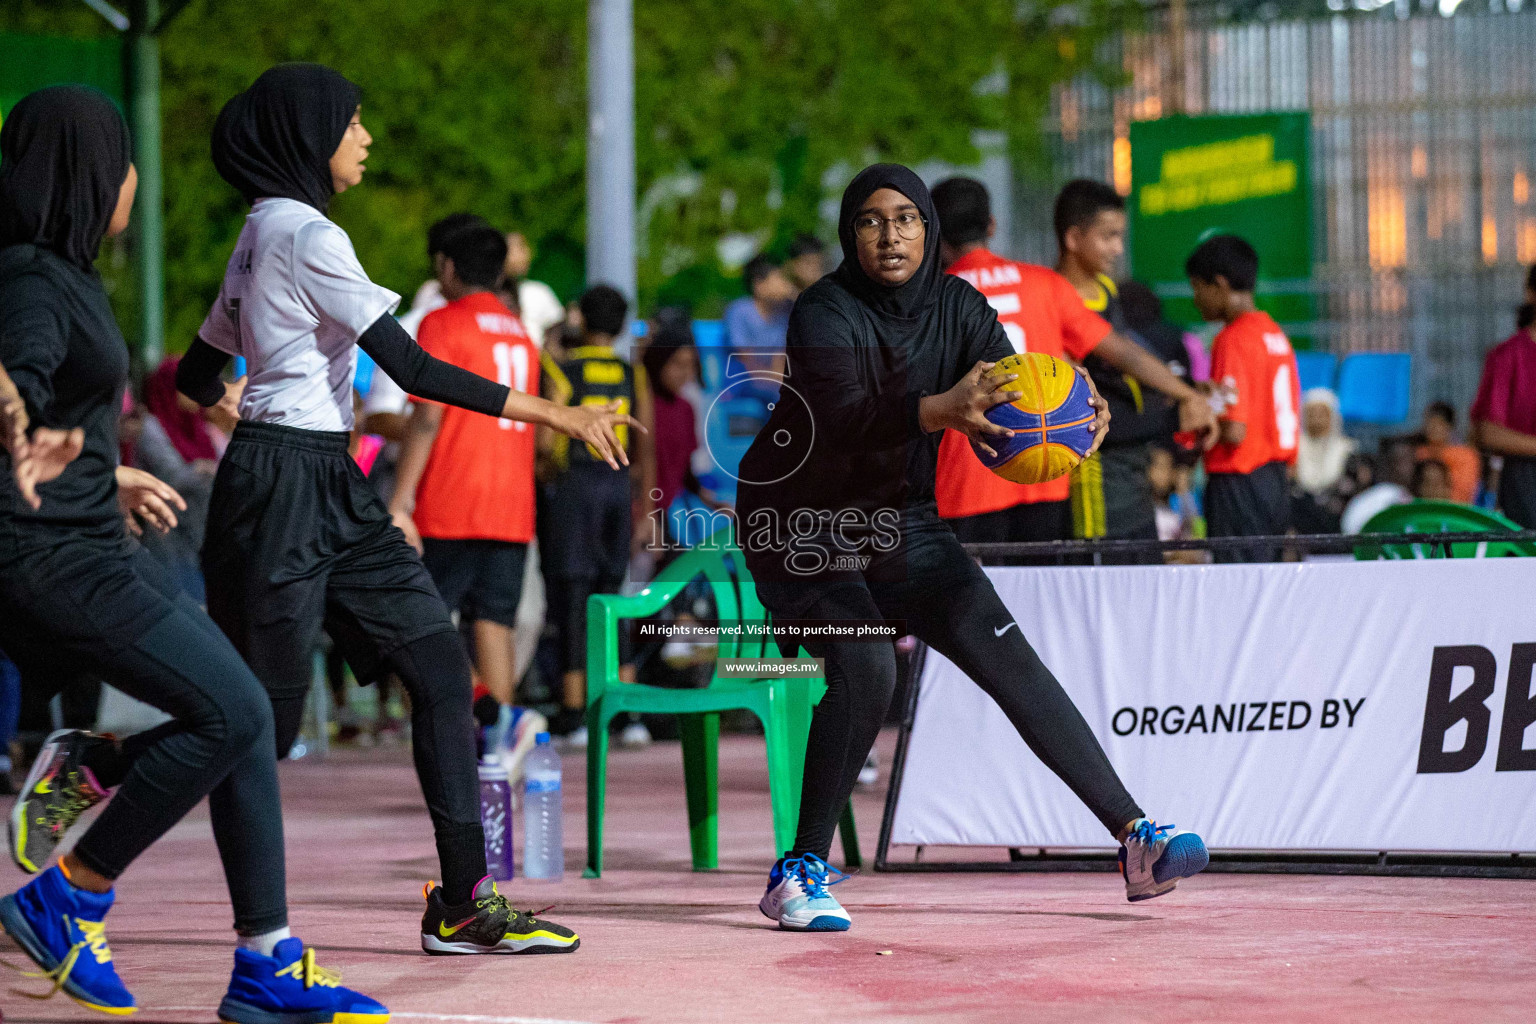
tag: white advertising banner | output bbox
[890,560,1536,853]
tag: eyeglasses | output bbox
[852,211,926,243]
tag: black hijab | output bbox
[0,86,131,273]
[831,163,943,320]
[212,63,360,213]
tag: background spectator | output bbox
[504,231,565,348]
[640,323,720,544]
[1295,388,1355,496]
[1415,401,1479,504]
[723,253,794,379]
[784,233,827,293]
[1119,279,1197,385]
[1342,437,1416,533]
[133,355,232,599]
[1411,458,1455,502]
[1469,267,1536,528]
[539,285,641,746]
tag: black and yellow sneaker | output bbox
[419,876,579,955]
[9,730,110,875]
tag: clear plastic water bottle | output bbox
[521,733,563,879]
[478,760,514,881]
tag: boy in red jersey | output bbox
[389,224,541,733]
[930,177,1215,545]
[1187,234,1300,562]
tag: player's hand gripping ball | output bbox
[971,352,1097,484]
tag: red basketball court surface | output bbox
[4,731,1532,1024]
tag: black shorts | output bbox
[543,465,631,582]
[203,420,456,695]
[1205,461,1291,563]
[421,538,527,628]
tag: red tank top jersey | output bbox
[411,292,539,542]
[935,249,1112,517]
[1204,310,1300,475]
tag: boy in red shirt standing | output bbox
[389,224,542,746]
[1188,234,1300,562]
[930,177,1216,545]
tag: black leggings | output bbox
[0,538,287,933]
[762,525,1143,860]
[266,630,485,900]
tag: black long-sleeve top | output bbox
[736,273,1011,536]
[0,245,129,529]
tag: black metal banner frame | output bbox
[873,530,1536,879]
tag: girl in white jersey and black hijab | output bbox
[12,64,633,956]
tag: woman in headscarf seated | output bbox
[1291,387,1356,533]
[738,164,1209,932]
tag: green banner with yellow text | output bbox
[1129,112,1312,341]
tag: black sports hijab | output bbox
[212,63,360,213]
[831,163,943,320]
[0,86,131,273]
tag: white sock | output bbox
[237,926,291,957]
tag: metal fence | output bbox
[1010,7,1536,422]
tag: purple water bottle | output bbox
[478,760,514,881]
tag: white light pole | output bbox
[587,0,636,305]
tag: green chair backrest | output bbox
[1355,500,1536,559]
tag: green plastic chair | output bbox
[1354,500,1536,559]
[583,539,859,877]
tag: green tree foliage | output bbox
[3,0,1130,343]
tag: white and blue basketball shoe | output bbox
[1118,818,1209,902]
[759,854,852,931]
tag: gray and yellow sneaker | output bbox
[419,876,579,955]
[9,730,109,874]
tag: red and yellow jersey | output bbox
[936,248,1112,517]
[1204,310,1300,475]
[411,291,539,542]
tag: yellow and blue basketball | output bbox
[971,352,1097,485]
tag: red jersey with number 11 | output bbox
[412,291,539,542]
[1204,310,1299,475]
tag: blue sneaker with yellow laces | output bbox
[218,936,388,1024]
[758,853,852,932]
[0,864,136,1014]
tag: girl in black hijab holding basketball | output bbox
[0,85,385,1022]
[740,165,1208,931]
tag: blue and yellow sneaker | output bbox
[758,854,852,932]
[0,864,135,1014]
[218,937,388,1024]
[1118,818,1209,902]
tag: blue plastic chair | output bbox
[1337,353,1412,424]
[1294,351,1337,394]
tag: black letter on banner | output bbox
[1268,703,1286,731]
[1246,702,1267,731]
[1112,708,1138,736]
[1162,706,1186,733]
[1496,643,1536,772]
[1186,705,1208,733]
[1214,704,1235,732]
[1343,697,1365,727]
[1321,699,1340,728]
[1288,701,1312,729]
[1417,646,1495,774]
[1141,707,1159,735]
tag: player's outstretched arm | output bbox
[1093,330,1219,449]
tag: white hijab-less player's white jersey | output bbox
[199,197,400,432]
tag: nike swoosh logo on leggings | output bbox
[994,622,1019,637]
